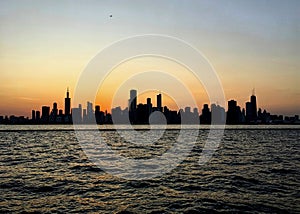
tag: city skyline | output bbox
[1,88,299,125]
[0,1,299,117]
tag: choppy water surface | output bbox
[0,125,299,213]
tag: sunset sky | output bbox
[0,0,299,117]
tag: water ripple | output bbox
[0,127,299,213]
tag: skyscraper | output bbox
[129,89,137,112]
[200,104,211,124]
[31,110,35,121]
[41,106,50,123]
[129,89,137,123]
[251,94,257,119]
[227,100,239,124]
[157,93,162,111]
[65,88,71,116]
[52,102,58,117]
[146,98,152,115]
[87,101,93,123]
[246,101,253,122]
[246,90,258,123]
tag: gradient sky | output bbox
[0,0,299,117]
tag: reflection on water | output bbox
[0,125,299,213]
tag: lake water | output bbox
[0,125,299,213]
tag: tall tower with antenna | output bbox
[65,87,71,116]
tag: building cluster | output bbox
[0,88,299,125]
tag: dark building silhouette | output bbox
[2,87,300,125]
[83,109,87,123]
[72,104,83,124]
[36,111,41,121]
[136,103,148,124]
[246,101,253,122]
[95,105,104,124]
[157,93,162,112]
[227,100,240,124]
[250,94,257,121]
[147,98,152,115]
[65,88,71,116]
[129,89,137,123]
[245,92,258,123]
[211,104,226,124]
[86,101,94,123]
[200,104,211,124]
[193,108,199,118]
[32,110,35,121]
[52,102,58,116]
[50,102,58,123]
[112,106,128,124]
[41,106,50,123]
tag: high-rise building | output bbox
[246,101,253,122]
[87,101,93,123]
[200,104,211,124]
[250,94,257,119]
[36,111,41,121]
[32,110,35,121]
[52,102,58,117]
[185,106,191,113]
[157,93,162,111]
[146,98,152,115]
[227,100,239,124]
[245,91,258,123]
[65,88,71,116]
[211,104,226,124]
[83,109,87,123]
[72,104,83,123]
[129,89,137,123]
[129,89,137,112]
[72,108,82,123]
[41,106,50,123]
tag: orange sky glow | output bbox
[0,1,299,117]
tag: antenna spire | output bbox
[66,87,69,98]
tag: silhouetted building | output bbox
[157,94,162,112]
[52,102,58,116]
[200,104,211,124]
[227,100,240,124]
[193,108,199,117]
[41,106,50,123]
[72,104,83,124]
[246,101,253,123]
[147,98,152,115]
[50,102,58,123]
[36,111,41,121]
[32,110,35,121]
[3,87,298,125]
[245,91,258,123]
[136,103,148,124]
[95,105,104,124]
[65,88,71,116]
[129,89,137,123]
[82,109,87,123]
[211,104,226,124]
[87,101,94,123]
[251,94,257,119]
[112,106,127,124]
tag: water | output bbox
[0,125,299,213]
